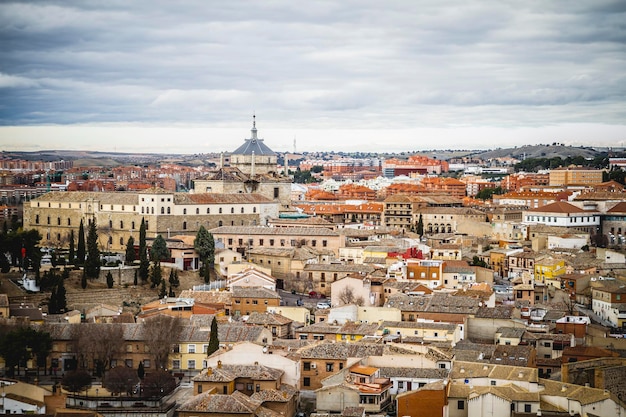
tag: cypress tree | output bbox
[416,213,424,237]
[139,218,149,283]
[207,317,219,356]
[106,271,114,288]
[68,229,75,265]
[125,236,136,264]
[158,279,166,298]
[77,219,85,266]
[85,219,100,279]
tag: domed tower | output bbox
[229,115,277,176]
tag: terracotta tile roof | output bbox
[528,201,590,214]
[379,367,448,379]
[250,383,298,403]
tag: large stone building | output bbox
[549,166,604,187]
[23,188,279,252]
[192,117,292,211]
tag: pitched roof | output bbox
[528,201,588,214]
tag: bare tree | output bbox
[142,369,176,398]
[142,316,183,370]
[338,287,356,305]
[72,323,124,376]
[338,287,365,306]
[104,366,139,396]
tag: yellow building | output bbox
[549,166,603,187]
[534,257,566,284]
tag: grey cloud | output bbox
[0,0,625,150]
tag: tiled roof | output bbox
[210,226,341,236]
[496,327,526,339]
[250,384,298,403]
[475,306,514,319]
[528,201,589,214]
[246,311,293,326]
[178,390,262,413]
[176,192,273,204]
[539,378,612,405]
[450,361,538,382]
[33,191,139,204]
[194,364,283,382]
[378,367,448,379]
[232,286,280,299]
[297,341,412,360]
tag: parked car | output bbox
[309,291,326,299]
[316,301,331,309]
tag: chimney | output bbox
[217,360,222,369]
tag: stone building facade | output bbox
[23,188,279,252]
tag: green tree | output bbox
[85,219,100,279]
[61,370,92,394]
[194,226,214,283]
[151,234,169,264]
[137,361,145,380]
[68,229,75,264]
[150,264,162,288]
[207,316,219,357]
[0,327,52,377]
[125,236,136,264]
[77,219,86,266]
[168,269,180,288]
[139,218,149,283]
[48,274,67,314]
[106,271,114,288]
[158,279,167,298]
[416,213,424,236]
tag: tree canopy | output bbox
[85,219,100,279]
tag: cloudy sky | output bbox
[1,1,625,154]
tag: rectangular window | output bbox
[125,359,133,367]
[326,363,334,372]
[188,344,196,353]
[188,360,196,369]
[143,360,150,368]
[458,400,465,410]
[172,360,180,369]
[303,377,310,387]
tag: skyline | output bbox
[1,1,626,153]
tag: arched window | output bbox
[120,221,124,229]
[109,220,113,228]
[218,220,223,226]
[47,216,50,225]
[67,218,71,226]
[167,207,171,214]
[241,207,244,213]
[206,208,210,214]
[108,236,113,244]
[183,221,187,230]
[161,207,164,214]
[151,207,154,214]
[231,207,234,214]
[253,207,257,213]
[219,208,223,214]
[196,208,199,214]
[142,207,145,214]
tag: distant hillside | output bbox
[472,144,600,161]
